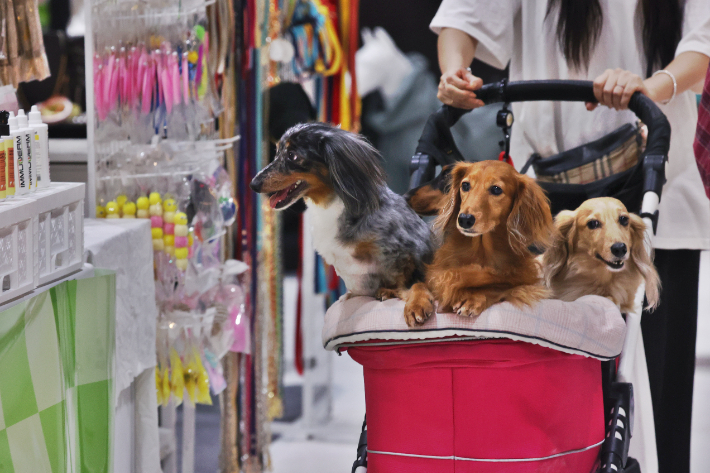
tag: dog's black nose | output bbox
[611,242,627,258]
[250,178,262,193]
[458,213,475,229]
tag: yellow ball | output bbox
[174,212,188,225]
[153,239,165,251]
[106,201,119,215]
[175,247,188,259]
[137,196,149,210]
[188,232,194,247]
[149,192,162,205]
[174,225,188,237]
[188,51,199,64]
[164,234,175,246]
[123,201,136,217]
[96,206,106,218]
[152,227,164,239]
[176,259,188,271]
[165,246,175,256]
[116,194,128,208]
[164,212,175,224]
[164,199,177,212]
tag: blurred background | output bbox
[15,0,710,471]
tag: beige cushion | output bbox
[323,296,626,360]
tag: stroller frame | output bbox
[351,80,669,473]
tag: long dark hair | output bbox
[546,0,683,75]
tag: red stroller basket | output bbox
[349,340,604,473]
[325,295,629,473]
[340,80,670,473]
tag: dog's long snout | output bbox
[611,242,627,258]
[458,213,475,229]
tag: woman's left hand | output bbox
[587,68,651,111]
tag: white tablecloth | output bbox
[84,218,158,394]
[84,218,161,473]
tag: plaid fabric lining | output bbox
[693,64,710,200]
[536,134,640,185]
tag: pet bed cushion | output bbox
[323,295,626,360]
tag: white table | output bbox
[84,218,161,473]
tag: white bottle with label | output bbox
[16,110,34,192]
[2,112,14,198]
[9,113,29,195]
[28,105,49,188]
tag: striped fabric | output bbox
[536,132,640,185]
[693,64,710,200]
[0,272,115,473]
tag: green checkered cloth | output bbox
[0,271,115,473]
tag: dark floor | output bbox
[172,387,302,473]
[174,397,221,473]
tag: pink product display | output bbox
[94,40,205,121]
[91,12,218,143]
[89,3,244,414]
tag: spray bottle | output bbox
[28,105,49,188]
[1,112,13,198]
[0,111,8,199]
[16,109,34,191]
[9,112,29,195]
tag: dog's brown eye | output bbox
[619,215,629,226]
[587,220,601,230]
[461,182,470,192]
[287,151,298,161]
[489,185,503,196]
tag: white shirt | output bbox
[431,0,710,249]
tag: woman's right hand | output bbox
[437,67,485,109]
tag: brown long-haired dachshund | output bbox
[405,161,554,323]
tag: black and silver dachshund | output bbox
[250,123,435,326]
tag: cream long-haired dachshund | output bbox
[542,197,660,312]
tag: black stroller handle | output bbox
[411,80,669,198]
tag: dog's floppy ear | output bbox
[321,130,386,215]
[542,210,576,286]
[508,175,554,255]
[433,164,466,237]
[405,165,453,216]
[629,214,661,311]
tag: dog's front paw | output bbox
[453,293,491,318]
[376,287,400,302]
[403,294,435,327]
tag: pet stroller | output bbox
[322,80,669,473]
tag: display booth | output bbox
[0,0,363,471]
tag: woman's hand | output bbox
[588,68,652,111]
[437,67,485,109]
